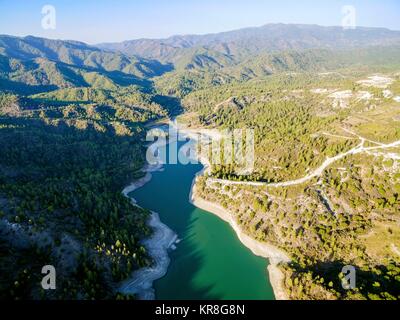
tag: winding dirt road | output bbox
[209,134,400,188]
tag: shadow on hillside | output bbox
[0,78,58,95]
[153,95,183,118]
[289,260,400,298]
[0,114,154,299]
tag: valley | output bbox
[0,23,400,300]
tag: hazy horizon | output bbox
[2,22,400,46]
[1,0,399,44]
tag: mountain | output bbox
[0,35,173,76]
[97,23,400,62]
[153,45,400,97]
[96,23,400,97]
[2,24,400,97]
[0,35,173,94]
[1,22,400,301]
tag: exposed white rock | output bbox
[356,91,373,101]
[328,90,353,108]
[357,75,393,88]
[383,90,393,98]
[329,90,353,99]
[311,88,329,94]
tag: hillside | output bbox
[0,35,173,95]
[182,69,400,300]
[1,23,400,301]
[98,24,400,61]
[153,46,400,97]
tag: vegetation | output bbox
[0,97,160,299]
[191,72,400,300]
[1,24,400,300]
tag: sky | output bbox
[0,0,399,44]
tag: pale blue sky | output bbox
[0,0,399,44]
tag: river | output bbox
[127,140,275,300]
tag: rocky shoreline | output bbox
[179,122,292,300]
[120,122,292,300]
[119,165,177,300]
[188,177,291,300]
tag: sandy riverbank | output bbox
[120,165,177,300]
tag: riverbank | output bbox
[178,122,292,300]
[120,164,177,300]
[121,121,291,300]
[189,178,291,300]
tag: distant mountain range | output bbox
[0,35,172,94]
[97,23,400,61]
[1,24,400,95]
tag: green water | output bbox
[130,143,274,300]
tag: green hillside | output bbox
[98,23,400,61]
[1,23,400,300]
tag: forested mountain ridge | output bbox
[1,23,400,300]
[153,46,400,97]
[0,36,177,300]
[3,25,400,98]
[98,24,400,61]
[0,34,171,76]
[0,35,173,95]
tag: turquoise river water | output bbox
[129,141,274,300]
